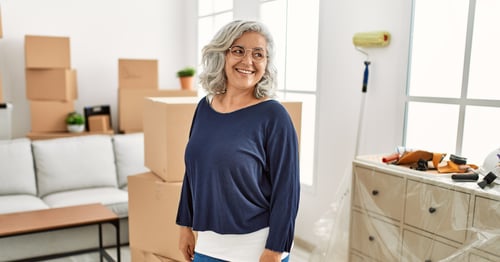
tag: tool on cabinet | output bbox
[451,173,479,182]
[478,172,497,189]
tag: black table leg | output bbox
[99,223,104,262]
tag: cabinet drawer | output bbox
[350,210,400,261]
[353,166,404,220]
[472,196,500,257]
[405,180,470,243]
[402,230,460,261]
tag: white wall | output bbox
[1,0,413,256]
[0,0,197,136]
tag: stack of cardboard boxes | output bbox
[128,97,302,261]
[128,97,199,261]
[117,59,197,133]
[24,35,78,133]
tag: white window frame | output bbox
[405,0,500,164]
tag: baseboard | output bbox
[293,237,315,253]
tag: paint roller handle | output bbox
[362,61,370,93]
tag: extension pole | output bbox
[354,61,370,157]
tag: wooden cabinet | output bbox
[349,155,500,261]
[401,229,458,261]
[353,167,405,221]
[350,210,400,261]
[405,180,470,243]
[472,196,500,257]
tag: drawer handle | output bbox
[428,207,436,214]
[424,260,432,262]
[368,235,375,241]
[371,190,379,196]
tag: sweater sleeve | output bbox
[175,99,203,227]
[176,172,194,227]
[264,104,301,252]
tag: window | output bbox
[197,0,320,186]
[406,0,500,164]
[260,0,319,186]
[197,0,234,83]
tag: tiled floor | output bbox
[290,244,312,262]
[46,244,312,261]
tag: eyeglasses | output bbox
[228,46,267,62]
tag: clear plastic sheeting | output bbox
[309,167,352,262]
[340,154,500,262]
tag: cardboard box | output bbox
[130,246,177,262]
[25,35,70,69]
[88,115,110,132]
[30,100,74,132]
[25,69,77,101]
[128,172,184,262]
[280,101,302,144]
[118,88,197,133]
[118,59,158,89]
[143,97,198,182]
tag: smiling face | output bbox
[224,31,268,93]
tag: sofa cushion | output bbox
[0,138,37,195]
[113,133,150,188]
[0,195,49,214]
[42,187,129,218]
[32,135,118,197]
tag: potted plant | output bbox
[66,111,85,133]
[176,66,196,90]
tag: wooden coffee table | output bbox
[0,203,121,262]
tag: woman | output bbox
[176,20,300,262]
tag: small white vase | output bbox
[67,124,85,133]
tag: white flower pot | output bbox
[67,124,85,133]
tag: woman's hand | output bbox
[259,249,282,262]
[178,226,196,261]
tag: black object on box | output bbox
[84,105,112,131]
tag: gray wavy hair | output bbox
[199,20,277,99]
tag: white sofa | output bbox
[0,133,149,261]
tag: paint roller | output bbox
[352,31,391,93]
[353,31,391,48]
[352,31,390,157]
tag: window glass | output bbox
[260,1,287,89]
[467,0,500,100]
[406,0,500,163]
[409,0,468,98]
[199,0,233,17]
[284,0,319,92]
[405,102,459,153]
[462,106,500,163]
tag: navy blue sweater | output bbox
[176,97,300,252]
